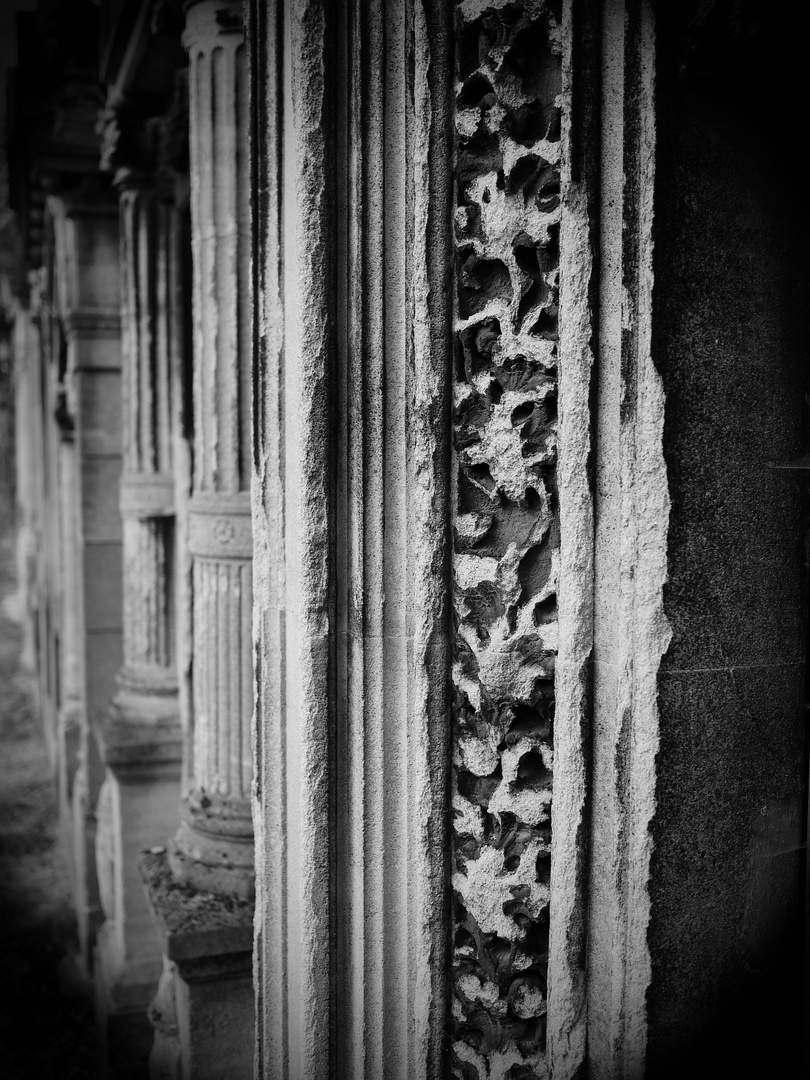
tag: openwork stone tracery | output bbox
[451,3,562,1077]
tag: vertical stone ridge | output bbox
[450,3,562,1078]
[547,1,600,1075]
[166,194,196,769]
[522,5,670,1075]
[406,4,454,1077]
[247,0,287,1069]
[248,0,452,1076]
[613,2,669,1074]
[286,4,336,1076]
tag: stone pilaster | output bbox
[169,0,254,902]
[248,2,452,1076]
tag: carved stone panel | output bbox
[451,4,562,1077]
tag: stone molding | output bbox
[62,309,121,343]
[187,492,252,560]
[547,3,668,1078]
[185,0,250,497]
[120,471,175,518]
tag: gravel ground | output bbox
[0,534,99,1079]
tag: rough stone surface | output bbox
[92,172,183,1059]
[545,2,598,1073]
[451,3,561,1076]
[140,849,253,962]
[141,849,254,1080]
[647,12,808,1076]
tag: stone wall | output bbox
[648,7,809,1076]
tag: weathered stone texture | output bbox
[121,515,175,669]
[646,10,808,1075]
[249,1,452,1076]
[451,3,561,1076]
[185,8,250,496]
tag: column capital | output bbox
[182,0,243,51]
[98,96,159,191]
[99,72,189,204]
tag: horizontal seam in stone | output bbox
[658,663,805,674]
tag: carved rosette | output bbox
[451,3,562,1077]
[170,0,253,900]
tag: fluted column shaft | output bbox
[107,186,180,747]
[171,0,254,900]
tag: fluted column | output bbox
[93,176,184,1043]
[112,185,178,730]
[169,0,253,901]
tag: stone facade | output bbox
[1,1,808,1079]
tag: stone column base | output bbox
[93,760,181,1078]
[140,850,254,1080]
[94,940,158,1080]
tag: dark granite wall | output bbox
[648,8,809,1076]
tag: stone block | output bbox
[81,460,124,543]
[77,371,123,456]
[141,850,254,1080]
[85,629,123,733]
